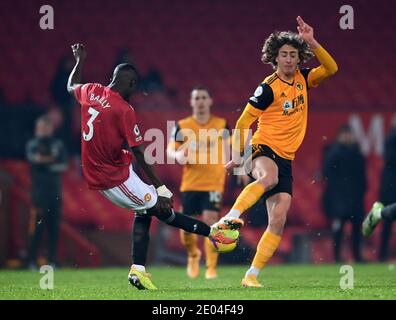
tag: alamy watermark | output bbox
[141,121,252,176]
[39,265,54,290]
[39,5,54,30]
[339,265,354,290]
[339,5,354,30]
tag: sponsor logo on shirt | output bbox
[282,94,305,116]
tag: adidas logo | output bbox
[281,92,287,98]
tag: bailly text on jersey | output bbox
[89,93,112,108]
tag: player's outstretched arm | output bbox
[131,144,174,195]
[67,43,86,94]
[131,145,174,211]
[296,16,338,87]
[131,145,164,188]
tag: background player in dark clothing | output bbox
[322,124,366,262]
[26,115,68,268]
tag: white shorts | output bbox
[100,165,158,214]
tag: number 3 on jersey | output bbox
[83,107,100,141]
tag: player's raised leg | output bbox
[362,202,396,237]
[101,167,238,289]
[147,204,237,245]
[381,203,396,221]
[242,192,290,287]
[362,202,383,237]
[214,156,278,230]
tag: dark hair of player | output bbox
[109,63,140,100]
[191,85,212,97]
[112,63,139,82]
[261,31,314,69]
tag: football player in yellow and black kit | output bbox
[167,86,228,280]
[212,16,338,287]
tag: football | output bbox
[210,229,240,253]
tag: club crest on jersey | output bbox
[144,193,152,202]
[134,124,142,142]
[296,82,303,91]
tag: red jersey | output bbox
[74,83,143,190]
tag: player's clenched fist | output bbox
[71,43,87,61]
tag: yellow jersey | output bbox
[246,69,311,160]
[168,115,228,192]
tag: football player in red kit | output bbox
[67,44,238,290]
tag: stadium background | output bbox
[0,0,395,268]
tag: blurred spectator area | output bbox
[0,0,394,110]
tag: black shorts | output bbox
[181,191,222,216]
[246,144,293,200]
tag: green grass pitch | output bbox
[0,264,395,300]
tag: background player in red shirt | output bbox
[66,43,238,290]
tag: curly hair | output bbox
[261,31,314,69]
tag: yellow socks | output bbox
[231,181,266,214]
[180,230,199,256]
[204,237,218,269]
[180,232,218,267]
[252,230,281,269]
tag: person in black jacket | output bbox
[26,115,68,268]
[322,124,366,262]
